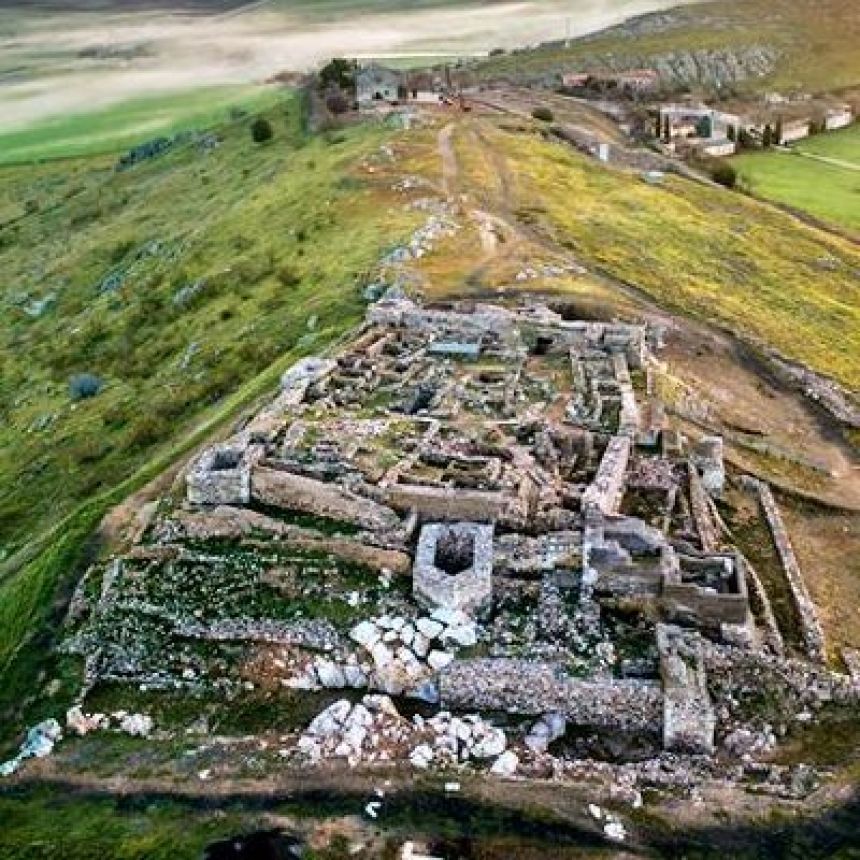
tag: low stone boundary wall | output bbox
[386,484,509,523]
[754,481,825,663]
[252,466,400,533]
[175,617,340,651]
[440,658,662,735]
[174,507,411,573]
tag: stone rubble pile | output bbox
[66,706,154,739]
[278,610,473,702]
[382,210,460,264]
[296,695,514,775]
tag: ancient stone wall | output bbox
[581,436,631,516]
[662,553,749,627]
[441,658,662,734]
[754,481,826,663]
[662,581,748,626]
[658,625,716,754]
[174,506,411,573]
[688,464,719,552]
[251,466,401,533]
[385,484,510,523]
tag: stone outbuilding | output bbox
[413,522,493,615]
[186,441,261,506]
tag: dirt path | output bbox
[437,122,458,200]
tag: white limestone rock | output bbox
[412,632,430,658]
[525,712,567,753]
[603,820,627,842]
[409,744,434,769]
[120,714,153,738]
[471,727,506,759]
[343,665,368,688]
[307,699,352,738]
[443,623,477,648]
[350,620,381,648]
[431,607,470,628]
[315,660,347,689]
[362,694,400,717]
[490,750,519,777]
[416,618,444,640]
[427,650,455,671]
[370,641,393,668]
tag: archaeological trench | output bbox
[9,287,859,837]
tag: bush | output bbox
[710,162,738,189]
[532,107,554,122]
[318,58,357,93]
[251,117,274,144]
[325,91,351,115]
[69,373,104,401]
[277,264,302,287]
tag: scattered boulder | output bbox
[525,712,567,753]
[490,750,519,777]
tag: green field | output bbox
[735,125,860,233]
[0,85,282,165]
[795,123,860,163]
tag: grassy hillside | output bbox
[735,127,860,233]
[466,124,860,387]
[0,91,419,736]
[477,0,860,94]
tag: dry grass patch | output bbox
[484,124,860,388]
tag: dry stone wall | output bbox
[753,481,826,663]
[252,466,401,533]
[441,658,663,735]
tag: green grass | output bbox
[795,124,860,164]
[0,788,255,860]
[735,142,860,233]
[0,85,282,166]
[0,91,419,744]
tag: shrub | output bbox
[325,91,351,115]
[69,373,104,401]
[710,162,738,189]
[318,58,357,93]
[277,264,302,287]
[126,414,170,450]
[251,117,274,144]
[532,107,554,122]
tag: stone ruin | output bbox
[58,291,858,789]
[413,522,494,614]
